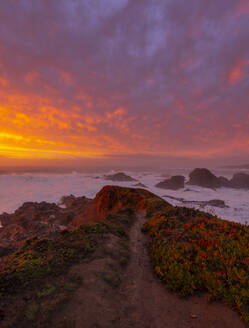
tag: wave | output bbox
[0,170,248,224]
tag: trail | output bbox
[52,212,245,328]
[119,212,244,328]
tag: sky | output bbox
[0,0,249,169]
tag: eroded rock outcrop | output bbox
[188,168,249,189]
[217,176,231,187]
[104,172,137,182]
[163,195,228,208]
[156,175,185,190]
[70,185,166,227]
[0,186,169,258]
[0,195,91,258]
[132,183,147,188]
[230,173,249,189]
[188,168,221,189]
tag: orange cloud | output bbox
[0,144,102,159]
[0,77,8,87]
[235,0,249,16]
[228,59,248,85]
[0,132,30,142]
[77,122,96,131]
[0,94,136,160]
[106,107,125,119]
[25,71,39,85]
[59,69,74,85]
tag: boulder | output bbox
[230,173,249,189]
[104,172,136,182]
[206,199,228,208]
[218,176,231,188]
[163,196,228,208]
[132,183,147,188]
[163,195,184,202]
[156,175,185,190]
[188,168,220,189]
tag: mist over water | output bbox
[0,168,248,225]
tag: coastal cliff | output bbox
[0,186,248,327]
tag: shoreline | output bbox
[0,185,248,326]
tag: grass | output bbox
[142,205,249,322]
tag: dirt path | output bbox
[119,212,245,328]
[52,212,245,328]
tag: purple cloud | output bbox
[0,0,248,166]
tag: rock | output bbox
[206,199,228,208]
[218,176,231,187]
[0,186,170,261]
[60,195,90,210]
[230,173,249,189]
[163,195,185,202]
[0,195,91,250]
[70,186,169,227]
[188,168,221,189]
[156,176,185,190]
[188,168,249,189]
[163,196,228,208]
[132,183,147,188]
[104,172,137,182]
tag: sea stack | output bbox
[156,175,185,190]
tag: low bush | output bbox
[142,206,249,322]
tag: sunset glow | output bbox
[0,1,249,167]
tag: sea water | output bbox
[0,169,248,225]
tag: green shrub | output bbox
[143,206,249,322]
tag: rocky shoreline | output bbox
[0,185,248,327]
[155,168,249,190]
[0,186,161,266]
[0,194,93,262]
[1,167,249,260]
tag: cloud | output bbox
[228,59,249,84]
[235,0,249,16]
[0,0,249,165]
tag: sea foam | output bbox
[0,169,248,225]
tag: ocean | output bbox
[0,168,248,225]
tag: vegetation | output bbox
[1,186,248,325]
[142,205,249,322]
[0,208,134,327]
[0,209,133,296]
[0,229,97,295]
